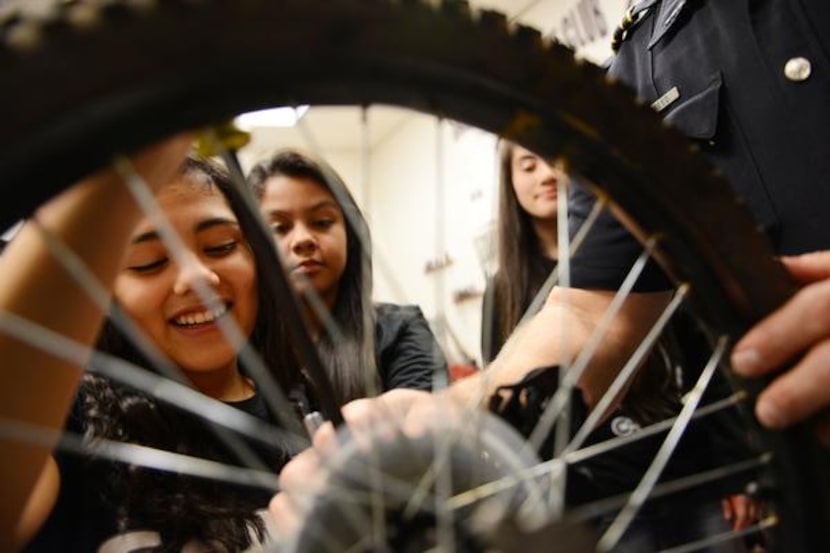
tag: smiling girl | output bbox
[3,144,303,552]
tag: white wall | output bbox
[367,116,498,365]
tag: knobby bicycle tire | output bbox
[0,0,828,550]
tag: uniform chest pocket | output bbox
[662,72,722,141]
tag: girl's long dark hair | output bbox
[248,149,379,405]
[87,156,302,550]
[492,140,554,351]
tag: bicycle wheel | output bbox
[0,0,827,551]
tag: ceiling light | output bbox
[234,105,310,130]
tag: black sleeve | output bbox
[374,303,449,391]
[480,275,502,365]
[25,394,112,553]
[569,177,672,292]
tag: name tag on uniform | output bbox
[650,86,680,112]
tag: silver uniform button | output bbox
[784,57,812,82]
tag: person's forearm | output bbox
[448,287,672,410]
[448,289,595,407]
[0,169,151,550]
[0,136,192,549]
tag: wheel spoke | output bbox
[563,282,689,454]
[0,417,280,491]
[657,516,777,553]
[519,195,608,325]
[0,309,306,457]
[597,336,729,551]
[525,238,663,453]
[554,158,573,465]
[564,392,746,465]
[447,391,747,511]
[571,453,770,522]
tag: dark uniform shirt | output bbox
[571,0,830,292]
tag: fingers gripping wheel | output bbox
[292,411,553,552]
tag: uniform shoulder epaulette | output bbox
[611,1,654,52]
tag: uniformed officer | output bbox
[558,1,830,546]
[590,0,830,435]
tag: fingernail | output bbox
[756,399,787,428]
[732,348,762,375]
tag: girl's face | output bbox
[259,175,348,309]
[510,145,567,221]
[113,178,258,378]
